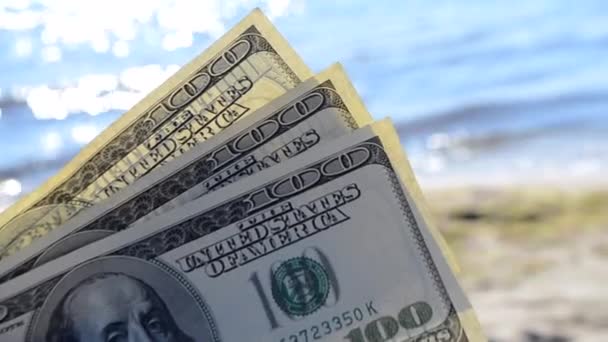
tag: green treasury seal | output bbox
[271,257,330,317]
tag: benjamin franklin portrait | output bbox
[45,272,198,342]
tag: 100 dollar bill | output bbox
[0,8,311,258]
[0,120,484,341]
[0,64,372,282]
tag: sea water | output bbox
[0,0,607,210]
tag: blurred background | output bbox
[0,0,606,340]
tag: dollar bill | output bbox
[0,8,311,258]
[0,64,372,282]
[0,120,485,342]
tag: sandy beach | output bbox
[424,186,608,341]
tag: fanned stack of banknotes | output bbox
[0,9,485,342]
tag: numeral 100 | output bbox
[344,302,446,342]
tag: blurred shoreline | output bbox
[424,186,608,341]
[419,177,608,191]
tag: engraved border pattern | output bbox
[0,81,353,282]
